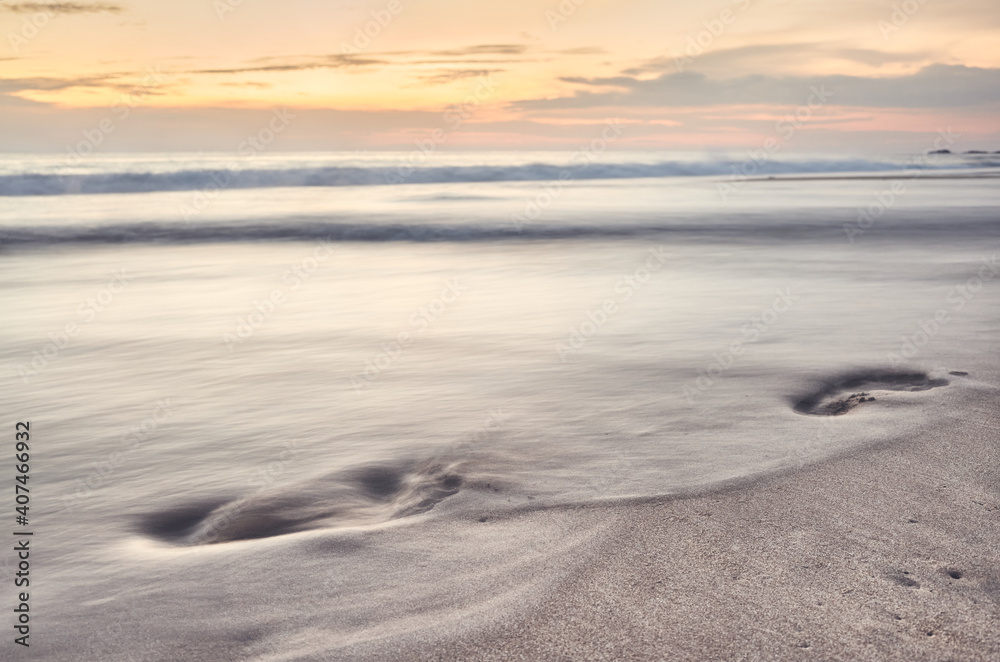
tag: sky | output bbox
[1,0,998,152]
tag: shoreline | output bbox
[394,385,1000,661]
[747,172,1000,183]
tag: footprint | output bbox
[792,370,949,416]
[889,571,920,588]
[138,461,462,546]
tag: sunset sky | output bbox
[1,0,998,152]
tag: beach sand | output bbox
[358,376,1000,661]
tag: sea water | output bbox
[1,151,998,658]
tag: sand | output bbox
[30,373,998,662]
[360,381,1000,661]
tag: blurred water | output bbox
[1,160,996,520]
[1,155,999,658]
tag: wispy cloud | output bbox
[0,75,118,92]
[429,44,527,57]
[0,70,167,96]
[557,47,606,55]
[1,2,123,14]
[416,68,501,85]
[515,65,1000,110]
[191,54,386,75]
[624,44,934,76]
[187,46,529,79]
[833,48,932,67]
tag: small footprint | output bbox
[792,370,949,416]
[889,571,920,588]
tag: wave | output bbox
[2,157,996,196]
[3,214,999,246]
[0,221,661,245]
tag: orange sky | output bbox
[1,0,998,151]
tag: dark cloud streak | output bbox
[2,2,123,14]
[515,65,1000,110]
[428,44,527,57]
[191,54,386,75]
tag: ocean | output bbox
[2,150,998,659]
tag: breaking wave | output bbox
[2,155,996,196]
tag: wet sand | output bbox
[29,370,998,662]
[752,171,1000,182]
[394,379,1000,661]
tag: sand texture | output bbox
[387,381,1000,661]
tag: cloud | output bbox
[1,2,123,13]
[624,44,934,76]
[400,58,529,65]
[387,43,534,66]
[833,48,932,67]
[0,74,118,92]
[429,44,527,57]
[557,47,606,55]
[188,45,530,78]
[0,69,169,97]
[416,68,501,85]
[191,54,386,75]
[515,65,1000,110]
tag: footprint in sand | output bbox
[138,461,463,546]
[792,370,950,416]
